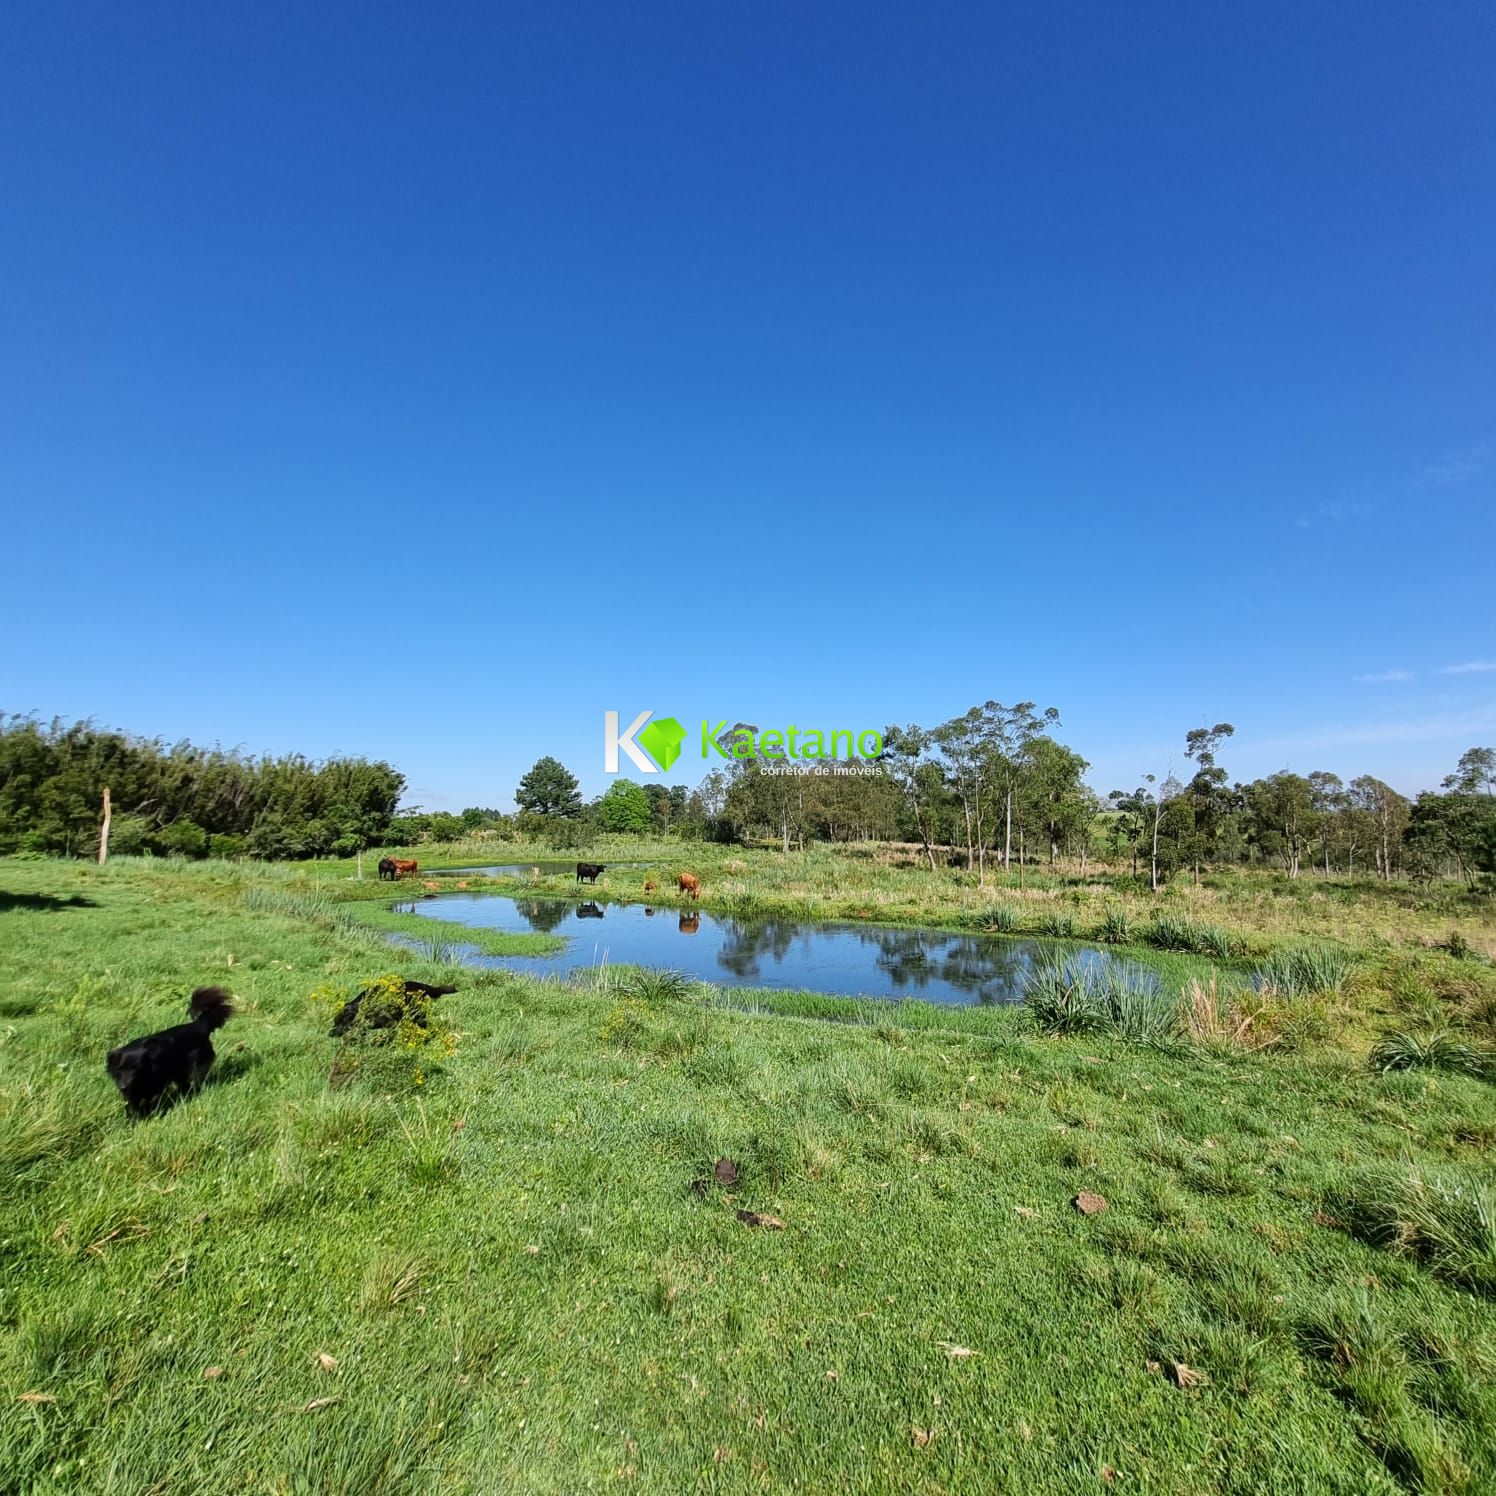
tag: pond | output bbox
[392,893,1153,1006]
[429,862,654,878]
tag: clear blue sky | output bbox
[3,2,1493,809]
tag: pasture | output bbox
[1,848,1494,1492]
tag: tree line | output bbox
[6,708,1493,885]
[0,714,404,859]
[513,708,1496,888]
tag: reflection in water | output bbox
[396,894,1154,1008]
[863,926,1035,1005]
[512,898,572,934]
[715,918,799,977]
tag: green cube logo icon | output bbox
[636,716,686,772]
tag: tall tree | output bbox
[1021,739,1092,866]
[976,701,1061,877]
[1443,746,1496,797]
[931,709,986,877]
[1110,772,1178,890]
[880,724,944,872]
[1307,771,1347,875]
[1349,775,1409,880]
[1244,772,1316,878]
[597,778,651,833]
[1182,723,1235,883]
[514,756,583,818]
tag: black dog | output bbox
[329,978,458,1037]
[106,987,235,1118]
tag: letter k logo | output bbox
[605,710,657,773]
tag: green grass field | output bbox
[2,852,1494,1492]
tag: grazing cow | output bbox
[576,902,605,919]
[677,873,701,900]
[389,857,419,880]
[576,862,605,884]
[643,878,657,893]
[678,911,700,935]
[378,857,397,881]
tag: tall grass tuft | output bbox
[1141,915,1237,957]
[1142,914,1196,951]
[1331,1169,1496,1294]
[1094,908,1131,945]
[1196,924,1237,961]
[620,967,695,1006]
[980,904,1020,934]
[1181,976,1279,1051]
[243,883,369,941]
[1254,945,1353,996]
[1039,911,1076,938]
[1369,1027,1490,1079]
[1022,957,1178,1047]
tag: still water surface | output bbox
[395,893,1152,1007]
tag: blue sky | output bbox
[3,1,1492,809]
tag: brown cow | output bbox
[677,873,700,900]
[643,878,657,893]
[389,857,419,880]
[678,911,700,935]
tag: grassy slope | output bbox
[1,858,1493,1493]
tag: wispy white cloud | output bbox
[1297,500,1372,530]
[1355,669,1414,684]
[1439,660,1496,675]
[1415,445,1493,489]
[1256,707,1496,755]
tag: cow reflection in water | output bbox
[643,906,656,917]
[678,911,700,935]
[576,902,605,919]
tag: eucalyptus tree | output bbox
[1107,786,1148,877]
[1307,771,1347,874]
[1109,772,1178,890]
[1020,738,1092,866]
[931,709,987,877]
[1349,775,1409,880]
[1444,746,1496,797]
[1182,723,1235,883]
[1244,772,1316,878]
[975,700,1061,876]
[879,724,946,871]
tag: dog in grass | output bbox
[329,978,458,1038]
[106,987,235,1117]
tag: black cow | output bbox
[576,862,606,884]
[377,857,397,881]
[576,902,605,919]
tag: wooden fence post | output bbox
[98,786,112,865]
